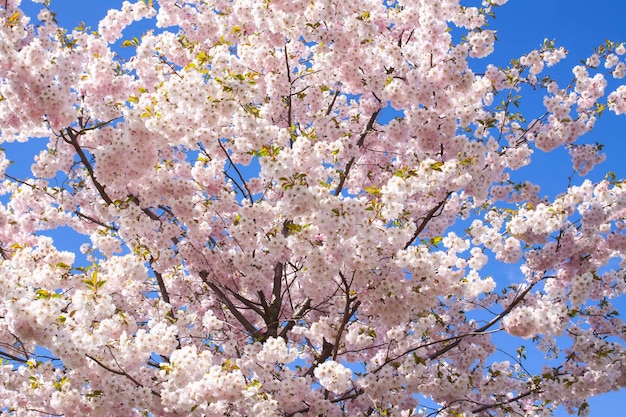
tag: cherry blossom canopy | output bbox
[0,0,625,415]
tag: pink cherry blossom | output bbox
[0,1,624,416]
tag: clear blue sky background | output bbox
[461,2,626,415]
[11,0,626,415]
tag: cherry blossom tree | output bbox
[0,0,625,415]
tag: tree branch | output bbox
[0,349,28,363]
[263,262,284,340]
[61,127,113,205]
[150,261,171,306]
[470,390,537,414]
[217,139,253,203]
[403,192,452,250]
[305,273,360,376]
[86,352,160,397]
[284,44,294,147]
[427,282,536,361]
[334,109,380,197]
[225,288,264,317]
[371,280,538,374]
[199,270,261,338]
[333,272,360,360]
[279,297,311,339]
[128,194,160,221]
[74,210,117,230]
[325,89,340,116]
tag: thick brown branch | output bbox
[325,89,340,116]
[225,288,264,316]
[304,337,335,378]
[150,263,171,306]
[0,349,28,363]
[128,194,160,221]
[62,128,113,205]
[263,262,284,339]
[199,270,261,338]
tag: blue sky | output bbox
[466,2,626,415]
[10,0,626,415]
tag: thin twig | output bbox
[334,109,380,196]
[217,140,253,203]
[86,353,160,397]
[74,210,117,230]
[403,192,452,250]
[279,297,311,339]
[370,280,539,374]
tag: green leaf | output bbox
[85,390,103,399]
[413,352,426,365]
[430,161,444,172]
[365,185,381,195]
[35,289,51,299]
